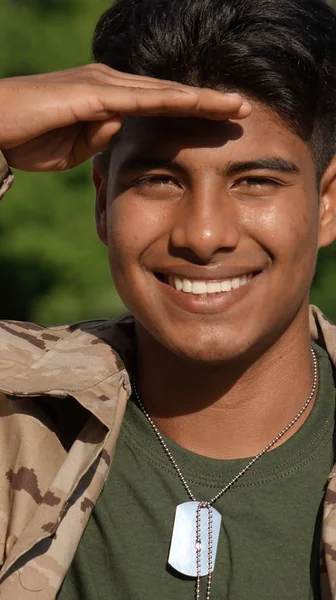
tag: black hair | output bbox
[92,0,336,177]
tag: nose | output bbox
[170,183,240,261]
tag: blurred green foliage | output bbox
[0,0,125,324]
[0,0,335,324]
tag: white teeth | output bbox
[192,281,208,295]
[207,282,222,294]
[182,279,192,293]
[168,274,254,295]
[221,280,231,292]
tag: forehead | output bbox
[109,104,313,172]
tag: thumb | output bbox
[86,114,123,153]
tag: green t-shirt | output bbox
[58,345,335,599]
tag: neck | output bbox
[134,309,316,459]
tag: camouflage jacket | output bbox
[1,151,336,598]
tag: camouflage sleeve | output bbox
[0,151,13,200]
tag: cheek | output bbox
[243,194,319,270]
[105,195,170,272]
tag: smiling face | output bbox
[94,103,336,364]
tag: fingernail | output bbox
[213,92,243,103]
[241,100,252,111]
[225,92,242,98]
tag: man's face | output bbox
[95,104,330,363]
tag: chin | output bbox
[158,329,256,365]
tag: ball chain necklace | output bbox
[132,347,318,600]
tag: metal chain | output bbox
[132,347,318,600]
[132,347,317,504]
[195,501,213,600]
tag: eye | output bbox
[236,177,280,189]
[133,175,179,190]
[230,176,283,197]
[128,174,183,199]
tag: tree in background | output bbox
[0,0,125,324]
[0,0,335,324]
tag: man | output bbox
[0,0,336,597]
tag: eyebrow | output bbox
[225,158,300,176]
[118,156,300,177]
[119,157,188,176]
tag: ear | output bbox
[318,155,336,249]
[92,153,109,247]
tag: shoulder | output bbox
[0,151,14,200]
[0,319,104,381]
[0,314,136,389]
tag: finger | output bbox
[67,117,123,167]
[95,68,249,110]
[99,86,251,119]
[94,65,232,98]
[94,66,251,115]
[93,64,198,88]
[85,116,123,153]
[105,78,250,116]
[91,69,187,91]
[184,89,252,119]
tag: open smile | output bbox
[166,273,253,295]
[153,270,262,314]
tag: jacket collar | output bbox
[0,314,135,429]
[1,306,335,408]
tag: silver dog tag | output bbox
[168,502,222,577]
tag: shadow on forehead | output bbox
[115,116,244,154]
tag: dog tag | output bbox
[168,502,222,577]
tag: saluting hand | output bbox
[0,64,251,172]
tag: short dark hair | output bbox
[92,0,336,177]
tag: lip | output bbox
[153,270,263,315]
